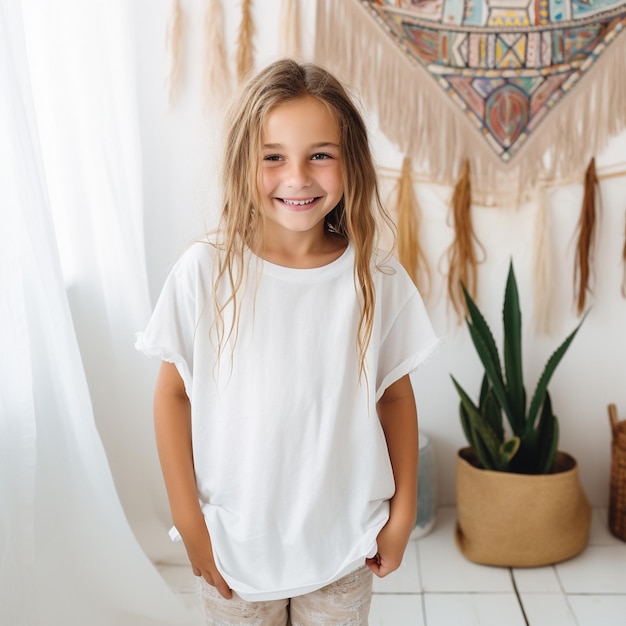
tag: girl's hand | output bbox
[365,518,411,578]
[180,520,233,599]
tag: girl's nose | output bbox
[285,161,311,188]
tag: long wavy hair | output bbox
[213,58,394,375]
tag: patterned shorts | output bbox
[199,565,373,625]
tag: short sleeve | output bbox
[375,264,441,401]
[135,245,208,397]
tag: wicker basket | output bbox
[455,447,590,567]
[608,404,626,542]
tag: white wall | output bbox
[131,0,626,507]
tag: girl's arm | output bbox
[154,362,232,599]
[367,374,419,578]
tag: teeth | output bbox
[283,198,315,206]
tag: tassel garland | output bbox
[573,158,600,316]
[396,156,431,300]
[532,185,556,334]
[236,0,255,82]
[202,0,231,110]
[622,210,626,298]
[279,0,301,59]
[165,0,185,107]
[446,160,483,321]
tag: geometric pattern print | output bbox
[362,1,626,162]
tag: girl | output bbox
[137,59,440,625]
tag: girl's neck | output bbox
[255,231,348,269]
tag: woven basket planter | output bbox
[455,447,591,567]
[609,404,626,541]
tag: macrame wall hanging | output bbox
[315,0,626,325]
[315,0,626,201]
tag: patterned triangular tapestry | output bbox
[315,0,626,203]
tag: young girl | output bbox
[137,59,439,625]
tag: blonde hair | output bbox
[213,58,394,374]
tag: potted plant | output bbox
[451,261,591,567]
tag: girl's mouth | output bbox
[278,197,319,210]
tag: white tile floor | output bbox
[157,507,626,625]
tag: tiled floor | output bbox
[157,507,626,625]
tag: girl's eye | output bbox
[311,153,331,160]
[263,155,282,162]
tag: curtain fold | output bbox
[0,1,193,623]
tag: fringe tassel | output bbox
[314,0,626,204]
[279,0,301,60]
[202,0,231,111]
[573,158,599,316]
[446,160,481,322]
[396,156,431,301]
[236,0,255,83]
[532,185,556,335]
[165,0,185,107]
[622,209,626,298]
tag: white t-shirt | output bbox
[136,241,439,601]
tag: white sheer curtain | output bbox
[20,0,174,537]
[1,1,193,624]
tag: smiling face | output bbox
[259,96,344,250]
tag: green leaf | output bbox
[472,426,500,471]
[502,262,526,434]
[484,388,504,442]
[534,393,559,474]
[525,311,588,438]
[461,282,501,379]
[499,437,521,465]
[478,373,490,410]
[458,396,474,447]
[451,376,479,423]
[465,322,514,431]
[460,282,521,434]
[451,376,504,470]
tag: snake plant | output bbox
[451,261,587,474]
